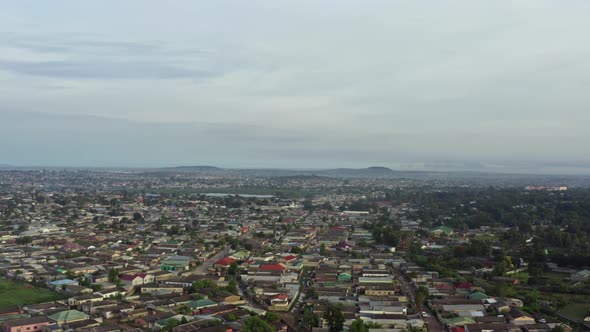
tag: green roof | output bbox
[189,299,218,309]
[48,310,89,323]
[467,291,489,300]
[231,251,250,259]
[337,273,352,281]
[443,317,476,326]
[0,314,30,323]
[431,226,453,234]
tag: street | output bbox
[192,246,230,275]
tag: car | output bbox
[538,318,547,323]
[421,311,429,318]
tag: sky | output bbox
[1,1,589,174]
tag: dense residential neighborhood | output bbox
[0,169,589,332]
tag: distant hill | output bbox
[147,165,396,178]
[174,166,222,171]
[317,166,395,178]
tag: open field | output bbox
[558,303,590,322]
[0,278,63,308]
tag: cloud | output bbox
[0,1,590,172]
[0,59,216,80]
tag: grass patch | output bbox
[558,303,590,321]
[0,278,64,308]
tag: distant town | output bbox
[0,168,589,332]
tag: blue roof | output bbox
[48,278,77,285]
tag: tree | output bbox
[192,279,216,292]
[323,304,344,332]
[65,270,76,280]
[349,318,368,332]
[264,312,281,323]
[303,308,320,328]
[415,286,429,312]
[227,263,239,277]
[177,305,192,315]
[225,280,238,293]
[320,243,328,256]
[108,268,120,283]
[242,316,276,332]
[15,236,32,245]
[133,212,143,221]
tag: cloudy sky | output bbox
[1,1,589,173]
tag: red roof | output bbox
[435,283,454,290]
[283,255,297,261]
[329,226,347,231]
[450,327,465,332]
[260,264,286,271]
[271,294,289,300]
[120,274,140,281]
[456,282,473,289]
[215,256,236,266]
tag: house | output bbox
[430,226,454,237]
[160,256,192,271]
[1,316,50,332]
[188,299,218,314]
[259,263,287,273]
[141,283,184,295]
[47,278,79,290]
[81,300,118,315]
[522,324,552,332]
[507,308,535,325]
[337,273,352,282]
[120,274,144,286]
[47,310,89,325]
[214,257,236,268]
[466,292,489,301]
[122,309,148,322]
[570,270,590,282]
[0,307,21,317]
[23,303,67,315]
[456,282,474,290]
[68,294,104,307]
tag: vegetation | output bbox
[0,278,63,308]
[242,316,276,332]
[323,304,345,332]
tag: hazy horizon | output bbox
[1,1,590,174]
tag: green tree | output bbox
[320,243,328,256]
[303,308,320,328]
[15,236,33,245]
[65,270,76,279]
[264,312,281,323]
[193,279,216,292]
[242,316,276,332]
[227,263,239,277]
[225,280,238,293]
[323,304,344,332]
[349,318,368,332]
[177,305,192,315]
[414,286,429,312]
[108,268,119,283]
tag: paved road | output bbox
[193,246,230,275]
[395,269,444,332]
